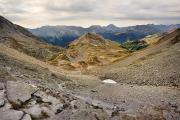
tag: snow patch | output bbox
[102,79,117,84]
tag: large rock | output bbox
[6,81,38,105]
[0,109,24,120]
[34,90,64,113]
[34,90,58,103]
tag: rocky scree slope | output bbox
[87,28,180,87]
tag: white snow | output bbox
[102,79,117,84]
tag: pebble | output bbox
[22,114,32,120]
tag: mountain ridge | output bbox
[29,23,180,47]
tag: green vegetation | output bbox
[121,40,148,52]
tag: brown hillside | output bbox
[48,33,128,69]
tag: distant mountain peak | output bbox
[84,32,104,40]
[107,24,117,28]
[88,25,102,30]
[105,24,120,31]
[70,32,106,46]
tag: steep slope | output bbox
[0,16,64,61]
[88,28,180,87]
[48,33,128,69]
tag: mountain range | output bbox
[29,24,180,47]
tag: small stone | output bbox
[0,90,5,107]
[91,90,97,92]
[0,100,5,107]
[92,100,100,109]
[55,108,63,114]
[0,82,4,90]
[22,114,32,120]
[129,85,133,87]
[45,89,50,93]
[62,103,69,109]
[70,100,78,109]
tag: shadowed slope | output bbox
[0,16,64,61]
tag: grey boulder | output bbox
[0,109,24,120]
[6,81,38,105]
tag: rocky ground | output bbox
[1,78,179,120]
[0,52,108,120]
[0,81,110,120]
[71,83,180,120]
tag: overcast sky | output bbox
[0,0,180,28]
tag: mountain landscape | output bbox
[29,24,180,47]
[0,15,180,120]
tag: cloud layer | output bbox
[0,0,180,28]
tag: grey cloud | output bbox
[45,0,96,13]
[47,4,93,13]
[113,16,180,21]
[0,0,29,14]
[0,0,179,27]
